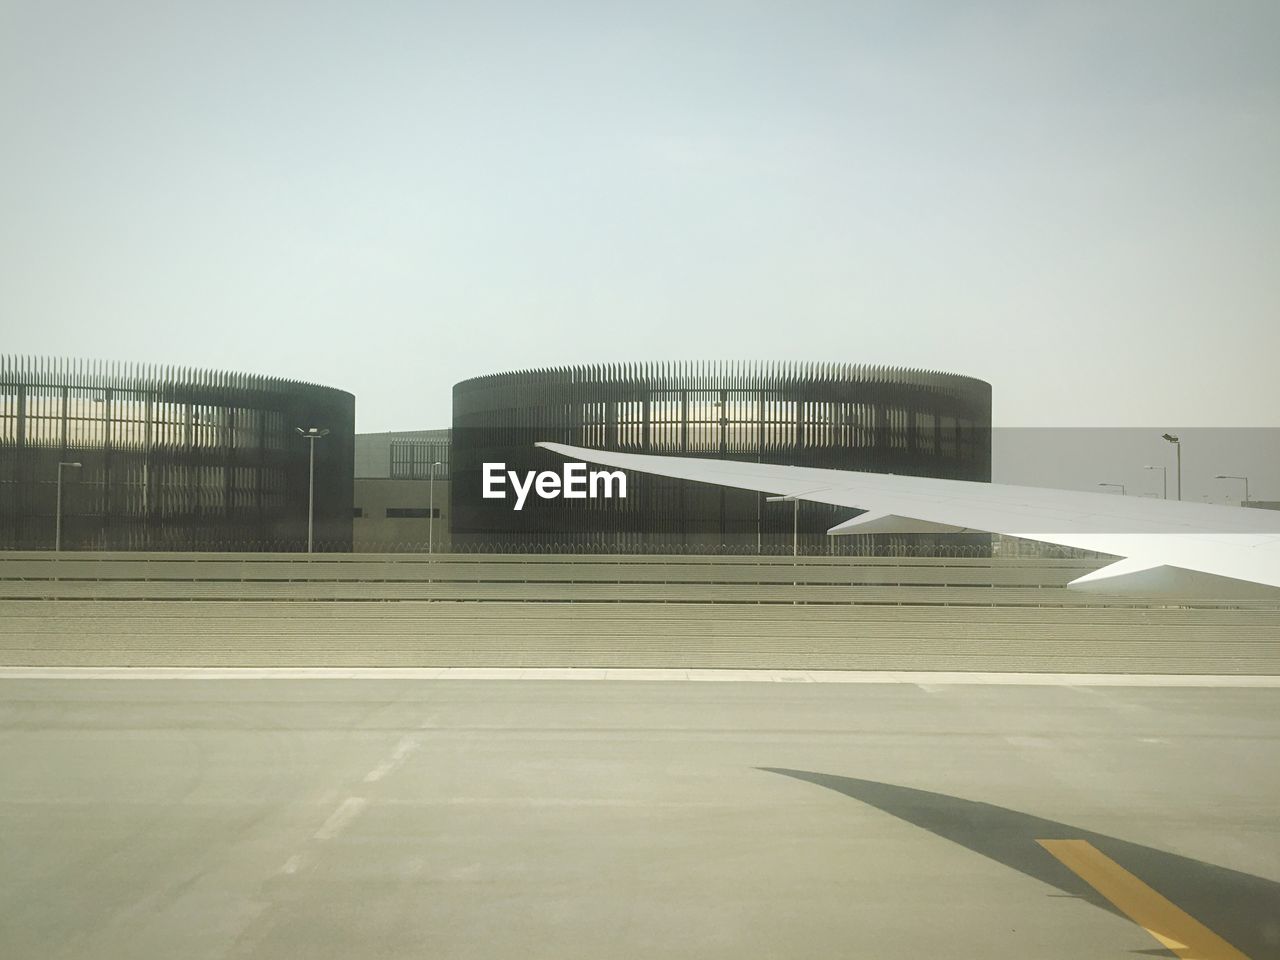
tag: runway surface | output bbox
[2,676,1277,959]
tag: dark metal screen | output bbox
[451,361,992,552]
[389,434,450,479]
[0,357,355,551]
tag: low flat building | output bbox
[353,476,449,551]
[354,429,450,551]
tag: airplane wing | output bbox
[536,442,1280,598]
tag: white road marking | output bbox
[280,735,421,878]
[603,669,689,680]
[2,667,1279,687]
[278,854,306,875]
[364,736,418,782]
[313,797,367,841]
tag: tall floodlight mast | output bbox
[1161,434,1181,501]
[296,427,330,553]
[429,460,443,555]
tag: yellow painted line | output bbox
[1038,839,1250,960]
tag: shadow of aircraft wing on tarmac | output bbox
[761,769,1280,959]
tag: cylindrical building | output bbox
[451,362,991,553]
[0,357,355,551]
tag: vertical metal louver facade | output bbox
[389,431,451,480]
[451,362,992,552]
[0,357,355,551]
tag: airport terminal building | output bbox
[0,356,355,551]
[450,362,991,553]
[3,355,992,555]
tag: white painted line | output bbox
[805,671,909,684]
[364,736,418,783]
[278,854,306,875]
[313,797,367,841]
[0,667,451,680]
[1,666,1279,687]
[521,668,608,680]
[603,668,689,681]
[437,667,526,679]
[686,669,765,682]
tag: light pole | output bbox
[1144,465,1167,499]
[756,450,762,556]
[295,427,329,553]
[428,459,443,554]
[1097,482,1126,495]
[1161,433,1181,500]
[1215,474,1250,506]
[55,461,82,552]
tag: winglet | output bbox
[827,512,974,536]
[1068,558,1279,599]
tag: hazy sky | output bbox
[2,1,1277,437]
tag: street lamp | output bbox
[1097,482,1126,495]
[55,462,82,552]
[428,460,444,555]
[1161,433,1181,501]
[1215,474,1250,506]
[1144,465,1167,500]
[295,427,330,553]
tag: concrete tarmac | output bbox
[1,677,1277,959]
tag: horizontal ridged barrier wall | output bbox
[0,551,1111,590]
[2,552,1278,673]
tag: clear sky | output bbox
[2,1,1277,440]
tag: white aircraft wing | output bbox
[536,442,1280,598]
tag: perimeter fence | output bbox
[1,537,1105,560]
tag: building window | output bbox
[353,507,364,518]
[386,507,439,519]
